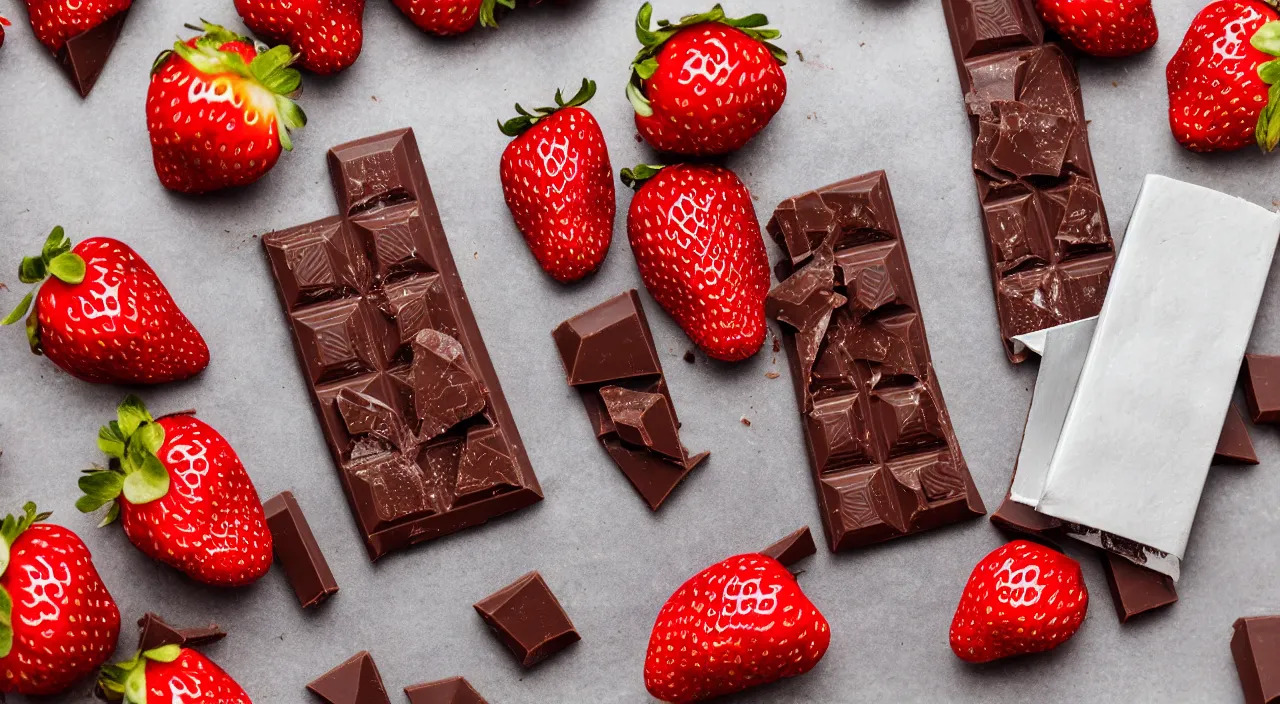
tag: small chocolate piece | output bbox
[412,329,487,441]
[58,10,129,97]
[474,571,580,667]
[1233,616,1280,704]
[1102,551,1177,623]
[990,494,1062,538]
[1243,354,1280,424]
[308,651,390,704]
[683,350,696,364]
[553,292,709,510]
[264,491,340,608]
[1215,403,1259,465]
[761,526,817,567]
[405,677,488,704]
[136,613,226,652]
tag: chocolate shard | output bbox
[474,572,580,668]
[990,494,1062,538]
[454,425,521,502]
[264,491,340,609]
[1233,616,1280,704]
[1102,551,1177,623]
[552,291,662,386]
[136,613,226,653]
[307,651,390,704]
[760,526,817,568]
[598,386,683,460]
[58,10,129,97]
[1243,354,1280,424]
[411,329,487,441]
[338,389,412,452]
[405,677,488,704]
[1215,403,1259,465]
[987,101,1074,178]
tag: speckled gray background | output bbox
[1,1,1278,701]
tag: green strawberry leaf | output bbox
[122,453,170,505]
[18,255,46,284]
[0,534,8,577]
[144,644,181,663]
[620,164,666,190]
[0,585,12,659]
[98,423,127,458]
[47,252,85,285]
[1257,82,1280,152]
[627,81,653,117]
[1261,58,1280,85]
[135,422,165,455]
[1253,21,1280,58]
[100,502,121,528]
[479,0,516,28]
[117,396,153,439]
[77,470,125,513]
[40,226,69,260]
[124,663,148,704]
[500,79,597,137]
[1,292,33,326]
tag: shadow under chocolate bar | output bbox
[940,0,1117,363]
[261,129,542,561]
[766,171,986,552]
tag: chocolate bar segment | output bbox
[262,129,541,560]
[1243,354,1280,424]
[405,677,488,704]
[474,571,580,667]
[761,526,817,567]
[136,613,226,652]
[553,291,709,510]
[990,494,1062,538]
[1233,616,1280,704]
[1215,403,1259,465]
[941,0,1116,362]
[264,491,340,608]
[1102,551,1177,623]
[766,172,985,552]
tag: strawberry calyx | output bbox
[0,502,52,658]
[1252,20,1280,151]
[153,20,307,151]
[620,164,667,190]
[77,395,171,523]
[98,643,182,703]
[498,79,597,137]
[627,2,787,117]
[1,226,86,355]
[479,0,517,28]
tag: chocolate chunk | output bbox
[474,572,580,668]
[761,527,817,567]
[553,291,662,385]
[308,651,390,704]
[1233,616,1280,704]
[988,101,1073,178]
[989,494,1062,538]
[262,129,541,560]
[136,613,226,653]
[1243,354,1280,424]
[682,350,696,364]
[1102,551,1177,623]
[264,491,340,609]
[405,677,488,704]
[1215,403,1259,465]
[58,10,129,97]
[599,387,683,460]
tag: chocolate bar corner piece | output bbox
[1243,354,1280,424]
[990,493,1062,539]
[405,677,488,704]
[765,172,985,553]
[1214,403,1259,465]
[474,571,580,668]
[552,291,709,511]
[761,526,817,568]
[1233,616,1280,704]
[308,651,391,704]
[264,491,340,608]
[58,10,130,97]
[262,128,541,561]
[136,613,226,653]
[1102,551,1177,623]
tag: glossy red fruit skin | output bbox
[23,0,131,52]
[500,106,615,282]
[35,238,210,384]
[1036,0,1158,57]
[143,649,253,703]
[636,23,787,156]
[235,0,366,74]
[393,0,483,36]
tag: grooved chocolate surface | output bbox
[262,129,542,560]
[941,0,1116,362]
[765,171,986,552]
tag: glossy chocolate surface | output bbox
[761,526,817,568]
[1215,403,1259,465]
[405,677,488,704]
[264,491,340,608]
[307,651,391,704]
[136,613,226,652]
[474,571,580,668]
[58,10,128,97]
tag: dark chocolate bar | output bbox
[264,491,340,607]
[553,291,709,510]
[474,571,580,667]
[766,171,986,552]
[1243,354,1280,424]
[941,0,1117,362]
[761,526,817,567]
[308,651,390,704]
[1215,403,1259,465]
[262,129,542,560]
[405,677,488,704]
[1233,616,1280,704]
[1102,551,1177,623]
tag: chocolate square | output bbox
[474,572,580,668]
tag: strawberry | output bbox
[644,554,830,703]
[627,3,787,156]
[1167,1,1280,152]
[234,0,365,74]
[23,0,131,53]
[1036,0,1158,57]
[0,503,122,696]
[950,540,1089,663]
[392,0,513,36]
[98,643,251,703]
[1,228,210,385]
[0,16,10,48]
[77,396,273,587]
[498,79,615,283]
[147,21,307,194]
[622,163,770,362]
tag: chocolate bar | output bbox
[474,571,580,667]
[765,171,986,552]
[1243,354,1280,423]
[264,491,340,608]
[1215,403,1259,465]
[552,291,709,510]
[1102,551,1177,623]
[308,651,390,704]
[760,526,817,567]
[1234,616,1280,704]
[940,0,1117,363]
[136,613,226,652]
[261,129,542,560]
[405,677,488,704]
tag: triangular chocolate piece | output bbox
[58,10,129,97]
[405,677,488,704]
[307,651,390,704]
[760,526,817,568]
[1102,551,1177,623]
[599,386,683,460]
[1215,403,1259,465]
[136,613,226,652]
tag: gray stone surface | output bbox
[0,0,1277,702]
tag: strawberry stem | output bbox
[79,396,170,517]
[0,502,51,658]
[3,227,86,355]
[498,79,597,137]
[1253,22,1280,151]
[620,164,667,190]
[480,0,517,28]
[98,644,180,704]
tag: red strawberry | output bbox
[77,396,273,587]
[234,0,366,74]
[644,554,830,703]
[622,163,770,362]
[98,643,251,703]
[392,0,513,36]
[0,16,11,48]
[1167,1,1280,152]
[147,21,307,194]
[498,79,616,282]
[0,503,122,696]
[1036,0,1158,57]
[1,228,210,384]
[950,540,1089,663]
[23,0,130,53]
[627,3,788,156]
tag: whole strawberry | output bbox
[393,0,514,35]
[1167,1,1280,152]
[98,643,251,703]
[77,396,273,587]
[1037,0,1158,56]
[23,0,131,53]
[623,163,770,362]
[1,227,210,384]
[147,21,306,194]
[499,79,615,283]
[0,503,122,696]
[950,540,1089,663]
[235,0,365,74]
[628,3,787,156]
[644,554,830,703]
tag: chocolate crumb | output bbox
[1112,81,1118,87]
[0,283,7,291]
[683,350,695,364]
[772,338,781,353]
[371,96,378,102]
[634,133,643,143]
[765,371,780,379]
[741,417,752,427]
[797,50,805,62]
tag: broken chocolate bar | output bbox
[264,491,340,608]
[1102,551,1177,623]
[262,129,542,560]
[474,571,580,667]
[761,526,817,567]
[405,677,488,704]
[1233,616,1280,704]
[308,651,390,704]
[1243,354,1280,424]
[766,171,986,552]
[553,291,709,510]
